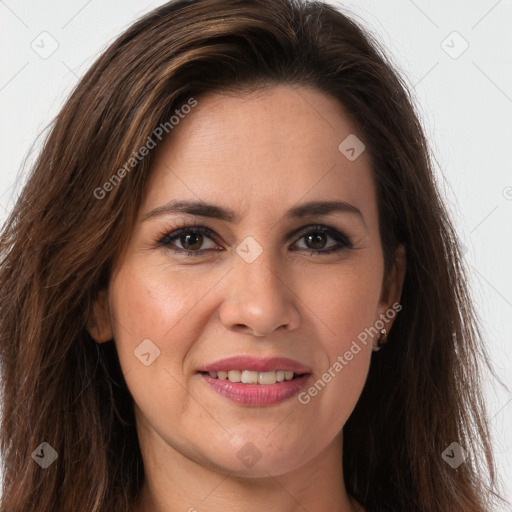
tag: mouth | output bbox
[196,356,312,406]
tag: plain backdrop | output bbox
[1,0,511,507]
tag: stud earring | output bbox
[373,328,387,351]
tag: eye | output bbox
[291,225,353,254]
[156,224,353,256]
[157,226,220,255]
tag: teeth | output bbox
[208,370,298,384]
[241,370,258,384]
[258,371,276,385]
[227,370,241,382]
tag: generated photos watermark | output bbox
[93,97,198,200]
[298,302,402,405]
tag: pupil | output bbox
[182,233,203,250]
[307,233,326,249]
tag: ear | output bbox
[86,288,113,343]
[376,244,406,331]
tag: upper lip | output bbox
[198,356,312,374]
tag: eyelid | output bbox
[289,224,353,249]
[157,225,220,248]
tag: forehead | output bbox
[141,85,377,225]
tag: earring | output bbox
[373,328,387,351]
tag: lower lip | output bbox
[199,373,310,406]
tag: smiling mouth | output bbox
[199,369,307,385]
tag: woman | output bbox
[0,0,506,510]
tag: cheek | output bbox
[295,263,380,418]
[107,262,206,430]
[301,259,383,345]
[110,259,210,337]
[108,260,213,379]
[298,309,373,443]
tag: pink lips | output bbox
[198,356,312,406]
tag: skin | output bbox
[89,85,406,512]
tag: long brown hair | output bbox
[0,1,507,510]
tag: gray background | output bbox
[1,0,510,507]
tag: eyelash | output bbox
[156,224,353,257]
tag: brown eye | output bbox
[159,227,218,254]
[158,224,352,257]
[293,226,351,254]
[180,232,204,251]
[304,232,328,250]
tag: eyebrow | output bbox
[142,199,365,226]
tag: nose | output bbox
[218,250,301,337]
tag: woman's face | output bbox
[92,85,404,478]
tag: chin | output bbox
[198,437,307,477]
